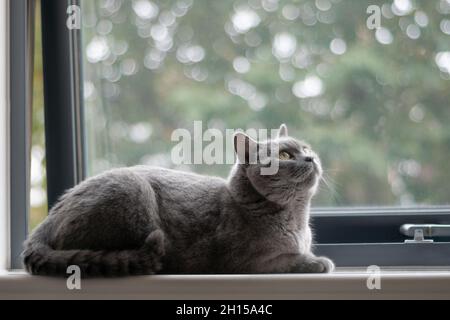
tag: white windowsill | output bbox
[1,268,450,299]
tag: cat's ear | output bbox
[278,124,289,138]
[234,132,258,164]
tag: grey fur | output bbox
[23,124,334,277]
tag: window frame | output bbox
[7,0,449,271]
[9,0,34,270]
[0,0,9,271]
[8,0,86,270]
[41,0,85,210]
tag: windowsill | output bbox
[1,268,450,299]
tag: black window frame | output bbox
[41,0,85,210]
[9,0,450,270]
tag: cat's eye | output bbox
[279,151,293,161]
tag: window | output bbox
[30,0,47,231]
[18,0,450,269]
[79,0,450,208]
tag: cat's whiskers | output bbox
[319,172,342,204]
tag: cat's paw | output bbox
[291,256,335,273]
[313,256,335,273]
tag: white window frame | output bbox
[7,0,33,270]
[0,0,10,272]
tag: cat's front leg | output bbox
[290,254,335,273]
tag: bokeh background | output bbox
[31,0,450,229]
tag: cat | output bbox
[23,124,334,277]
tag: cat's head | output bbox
[233,124,322,204]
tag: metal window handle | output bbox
[400,224,450,244]
[400,224,450,238]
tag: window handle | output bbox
[400,224,450,243]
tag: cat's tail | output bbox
[22,229,165,277]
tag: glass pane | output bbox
[30,0,47,230]
[80,0,450,207]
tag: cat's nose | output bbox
[304,156,313,162]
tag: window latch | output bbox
[400,224,450,244]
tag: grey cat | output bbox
[23,124,334,277]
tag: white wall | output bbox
[0,0,10,271]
